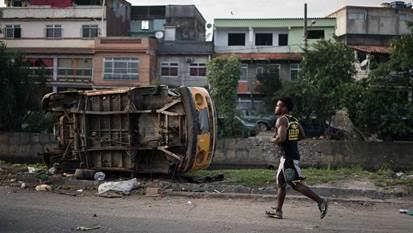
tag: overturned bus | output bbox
[41,86,216,174]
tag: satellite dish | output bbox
[155,31,164,39]
[206,23,212,29]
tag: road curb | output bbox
[167,191,413,205]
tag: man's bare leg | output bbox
[276,186,286,211]
[290,182,322,203]
[291,182,329,219]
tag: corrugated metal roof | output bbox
[158,41,213,55]
[349,45,391,54]
[214,18,336,28]
[215,53,303,61]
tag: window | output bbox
[257,64,280,76]
[27,58,53,77]
[141,20,150,30]
[255,33,273,46]
[278,34,288,46]
[58,58,93,79]
[307,30,324,39]
[240,64,248,81]
[290,63,300,80]
[190,63,207,77]
[161,62,178,76]
[46,25,62,39]
[11,0,22,7]
[256,64,264,75]
[82,25,98,38]
[5,25,21,39]
[103,58,139,80]
[228,33,245,46]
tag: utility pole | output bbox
[304,3,308,50]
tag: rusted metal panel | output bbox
[42,85,217,174]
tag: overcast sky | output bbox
[1,0,411,22]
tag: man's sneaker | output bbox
[318,198,328,219]
[266,209,283,219]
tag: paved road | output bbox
[0,186,412,233]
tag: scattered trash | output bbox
[10,178,16,182]
[75,169,96,180]
[93,214,97,217]
[36,171,49,181]
[75,225,101,231]
[27,167,39,173]
[400,209,413,216]
[213,189,222,193]
[94,172,106,181]
[258,187,265,191]
[63,173,74,177]
[35,184,52,192]
[76,189,83,192]
[145,187,160,197]
[19,182,27,189]
[97,178,139,195]
[396,172,405,177]
[186,201,192,205]
[48,167,56,175]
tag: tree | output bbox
[278,39,356,125]
[343,31,413,140]
[0,42,49,131]
[207,55,240,137]
[256,64,282,113]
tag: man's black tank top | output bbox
[278,115,300,160]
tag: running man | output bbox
[266,97,328,219]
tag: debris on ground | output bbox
[97,178,140,195]
[180,174,225,183]
[35,184,52,191]
[27,167,39,174]
[48,167,56,175]
[145,187,160,197]
[94,172,105,181]
[74,169,96,180]
[399,209,413,216]
[19,181,27,189]
[75,225,101,231]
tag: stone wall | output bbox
[0,132,56,163]
[1,132,412,170]
[213,136,413,170]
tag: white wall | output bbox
[1,6,104,19]
[0,20,106,38]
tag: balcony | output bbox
[0,6,104,19]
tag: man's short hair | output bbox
[277,96,294,112]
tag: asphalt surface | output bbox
[0,186,412,233]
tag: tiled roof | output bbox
[349,45,391,54]
[158,41,213,55]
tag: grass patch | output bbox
[188,167,413,190]
[0,160,47,173]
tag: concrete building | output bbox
[0,0,131,91]
[130,5,212,88]
[328,2,413,79]
[213,18,336,111]
[92,37,157,88]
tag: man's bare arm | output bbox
[298,123,306,140]
[271,117,288,144]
